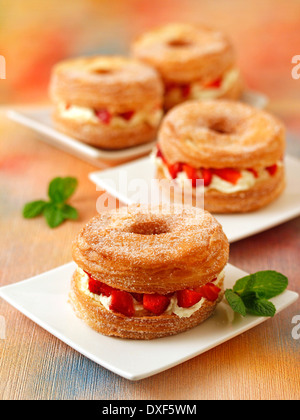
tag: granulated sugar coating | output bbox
[72,204,229,294]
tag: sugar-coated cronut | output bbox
[131,23,243,109]
[70,204,229,339]
[72,204,229,293]
[156,100,286,213]
[49,56,164,149]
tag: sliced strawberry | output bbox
[131,292,143,303]
[167,162,183,179]
[165,82,176,93]
[201,168,213,187]
[95,109,112,124]
[109,290,135,317]
[266,164,277,176]
[181,84,191,98]
[88,277,114,297]
[200,282,221,302]
[204,78,222,89]
[143,294,170,315]
[88,278,103,295]
[212,168,241,184]
[119,110,135,121]
[247,168,259,178]
[183,164,201,187]
[177,289,203,308]
[156,145,167,164]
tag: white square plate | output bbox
[6,108,157,165]
[6,91,267,166]
[89,155,300,243]
[0,262,297,380]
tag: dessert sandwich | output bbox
[49,56,164,149]
[70,204,229,339]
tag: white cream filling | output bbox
[76,266,224,319]
[165,270,225,318]
[154,156,282,194]
[77,267,143,311]
[58,103,163,127]
[165,68,239,101]
[191,68,240,100]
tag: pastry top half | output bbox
[158,100,285,169]
[131,22,236,83]
[49,55,164,112]
[72,204,229,294]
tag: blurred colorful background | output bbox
[0,0,299,134]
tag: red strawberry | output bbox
[88,277,114,297]
[109,290,135,317]
[212,168,241,184]
[167,162,183,179]
[165,82,176,93]
[266,164,277,176]
[201,168,213,187]
[95,109,112,124]
[247,168,259,178]
[200,283,221,302]
[88,278,102,295]
[156,145,167,163]
[131,292,143,303]
[119,110,135,121]
[177,289,203,308]
[143,294,170,315]
[181,84,191,98]
[183,164,201,187]
[204,78,222,89]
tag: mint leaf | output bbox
[60,204,78,220]
[43,203,65,228]
[225,289,246,316]
[23,176,78,229]
[48,177,78,203]
[233,271,288,299]
[23,200,47,218]
[243,296,276,317]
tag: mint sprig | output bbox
[23,177,78,228]
[225,271,288,317]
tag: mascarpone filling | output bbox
[191,68,240,100]
[57,103,163,128]
[76,267,224,319]
[166,68,240,101]
[154,155,282,194]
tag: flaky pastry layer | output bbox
[72,204,229,294]
[158,100,285,169]
[69,269,224,340]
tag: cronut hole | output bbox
[208,117,235,135]
[167,39,192,48]
[91,68,114,75]
[130,220,170,235]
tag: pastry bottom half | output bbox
[53,111,157,150]
[156,165,286,214]
[69,270,223,340]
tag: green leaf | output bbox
[243,296,276,317]
[225,289,247,317]
[43,203,65,228]
[60,204,78,220]
[233,271,288,299]
[48,177,78,203]
[23,200,47,218]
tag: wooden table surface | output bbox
[0,109,299,400]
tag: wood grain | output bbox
[0,110,299,400]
